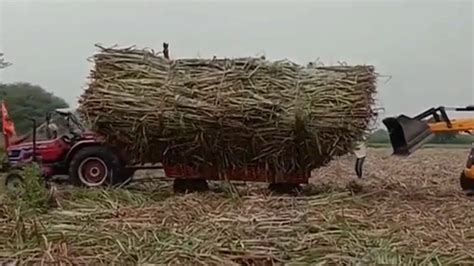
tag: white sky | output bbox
[0,0,473,122]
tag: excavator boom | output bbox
[428,118,474,133]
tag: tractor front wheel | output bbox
[69,146,122,187]
[5,172,25,196]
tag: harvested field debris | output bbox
[78,45,377,175]
[1,148,473,265]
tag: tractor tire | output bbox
[69,146,122,187]
[460,172,474,192]
[4,171,25,196]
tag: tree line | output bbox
[0,82,69,134]
[1,54,69,134]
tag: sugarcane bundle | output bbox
[78,45,377,175]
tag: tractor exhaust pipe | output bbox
[30,118,37,162]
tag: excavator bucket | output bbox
[382,115,435,155]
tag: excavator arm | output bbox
[382,106,474,155]
[427,118,474,133]
[380,105,474,192]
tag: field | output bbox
[0,148,473,265]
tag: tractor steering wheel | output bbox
[61,134,73,143]
[62,130,82,143]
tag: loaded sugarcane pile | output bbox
[78,45,377,175]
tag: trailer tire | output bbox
[115,168,135,187]
[69,146,122,187]
[173,178,209,193]
[268,183,302,194]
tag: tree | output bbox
[0,82,69,134]
[367,129,389,143]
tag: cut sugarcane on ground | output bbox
[0,148,473,265]
[78,45,377,175]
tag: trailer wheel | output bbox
[268,183,302,194]
[115,168,135,187]
[5,172,25,196]
[69,146,122,187]
[173,178,209,193]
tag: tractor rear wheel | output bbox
[69,146,122,187]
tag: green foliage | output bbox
[5,164,52,216]
[0,82,68,134]
[367,129,390,143]
[18,165,50,211]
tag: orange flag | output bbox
[1,100,16,138]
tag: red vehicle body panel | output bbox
[7,138,69,163]
[6,131,103,177]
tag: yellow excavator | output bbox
[355,105,474,192]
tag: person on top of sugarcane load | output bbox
[163,42,169,59]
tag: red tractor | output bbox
[3,107,137,191]
[2,106,313,193]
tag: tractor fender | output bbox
[65,140,127,165]
[64,140,103,164]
